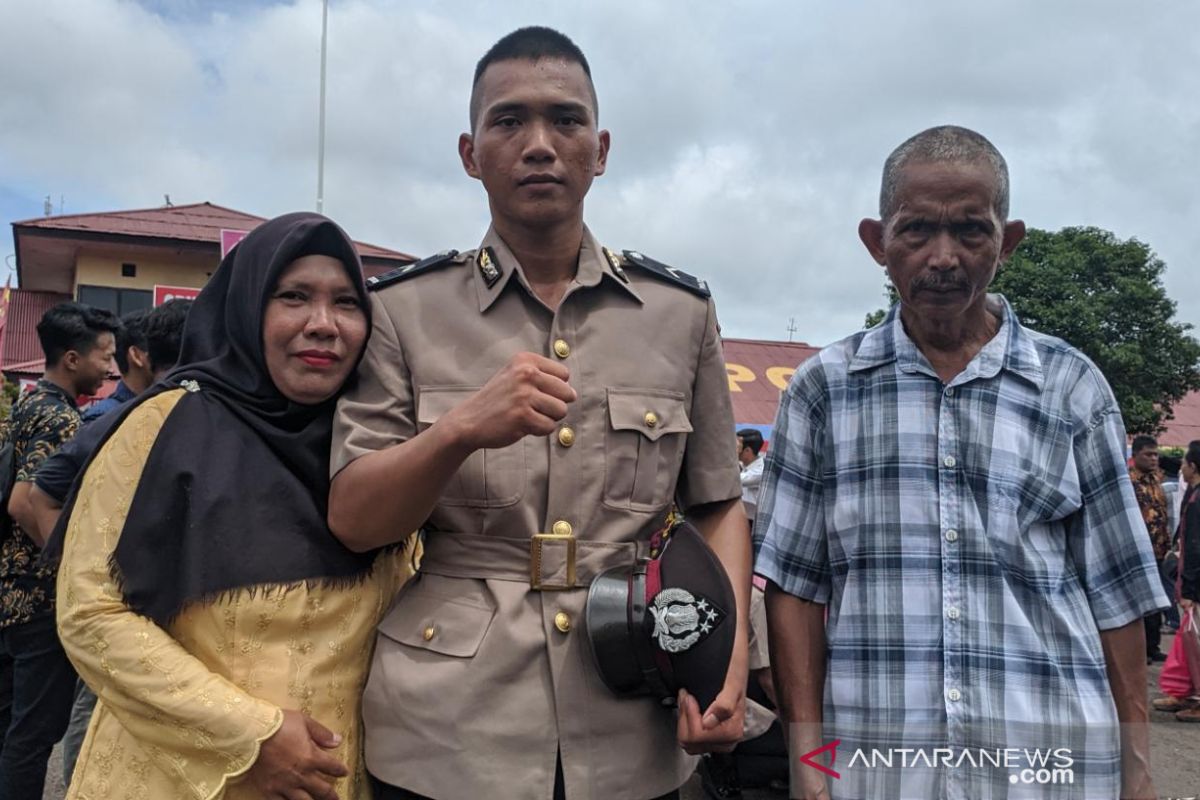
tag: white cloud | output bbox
[2,0,1199,344]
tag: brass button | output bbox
[554,611,571,633]
[557,426,575,447]
[644,411,659,428]
[552,520,573,537]
[553,339,571,359]
[422,625,436,642]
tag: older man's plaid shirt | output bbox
[753,298,1167,800]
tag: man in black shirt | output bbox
[0,302,118,799]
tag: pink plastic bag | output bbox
[1159,628,1193,699]
[1182,607,1200,683]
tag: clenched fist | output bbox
[441,352,578,451]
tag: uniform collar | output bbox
[848,294,1045,391]
[473,225,643,313]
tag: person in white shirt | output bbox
[737,428,766,525]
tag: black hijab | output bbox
[46,212,378,627]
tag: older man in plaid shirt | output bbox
[755,126,1168,800]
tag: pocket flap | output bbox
[606,388,693,442]
[377,583,496,658]
[416,387,480,426]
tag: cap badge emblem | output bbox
[650,588,722,654]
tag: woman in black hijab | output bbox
[54,213,414,800]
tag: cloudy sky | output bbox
[2,0,1198,344]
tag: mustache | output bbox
[910,272,969,293]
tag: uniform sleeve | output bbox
[14,400,78,481]
[675,297,742,510]
[56,393,283,798]
[752,362,831,603]
[331,291,417,477]
[1065,370,1169,630]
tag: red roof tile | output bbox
[13,201,414,262]
[722,338,820,430]
[1158,392,1200,448]
[0,289,71,372]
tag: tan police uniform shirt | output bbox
[332,225,742,800]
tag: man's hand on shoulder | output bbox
[440,353,577,451]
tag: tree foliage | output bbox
[865,226,1200,434]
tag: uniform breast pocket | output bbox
[376,576,496,659]
[603,388,693,512]
[417,386,525,507]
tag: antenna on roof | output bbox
[787,317,798,343]
[316,0,329,213]
[164,194,173,207]
[43,196,53,217]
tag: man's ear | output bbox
[459,133,481,180]
[129,346,150,371]
[594,129,611,177]
[859,218,887,266]
[999,219,1027,263]
[61,350,80,373]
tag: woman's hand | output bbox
[247,710,349,800]
[1182,597,1194,611]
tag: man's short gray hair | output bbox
[879,125,1010,223]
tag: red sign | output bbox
[153,285,202,306]
[220,228,250,258]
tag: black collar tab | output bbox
[366,250,460,292]
[622,250,710,298]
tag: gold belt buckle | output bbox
[530,532,577,590]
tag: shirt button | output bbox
[422,625,436,642]
[947,688,962,702]
[943,455,957,468]
[554,611,571,634]
[947,607,961,621]
[557,426,575,447]
[553,339,571,359]
[644,411,659,428]
[945,387,955,398]
[945,529,959,542]
[552,520,573,537]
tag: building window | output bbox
[77,285,153,316]
[121,262,137,278]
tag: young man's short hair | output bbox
[469,26,597,128]
[113,309,149,375]
[144,299,192,373]
[1186,445,1200,472]
[737,428,764,456]
[1131,435,1158,456]
[1160,454,1182,481]
[37,302,121,367]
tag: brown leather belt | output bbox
[418,531,644,591]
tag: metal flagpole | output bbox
[316,0,329,213]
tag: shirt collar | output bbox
[848,294,1045,391]
[473,225,642,312]
[111,380,136,403]
[34,377,79,409]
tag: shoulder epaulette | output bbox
[621,250,710,298]
[366,250,461,291]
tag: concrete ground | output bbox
[42,631,1200,799]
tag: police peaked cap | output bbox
[585,522,736,711]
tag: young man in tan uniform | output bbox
[329,27,750,800]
